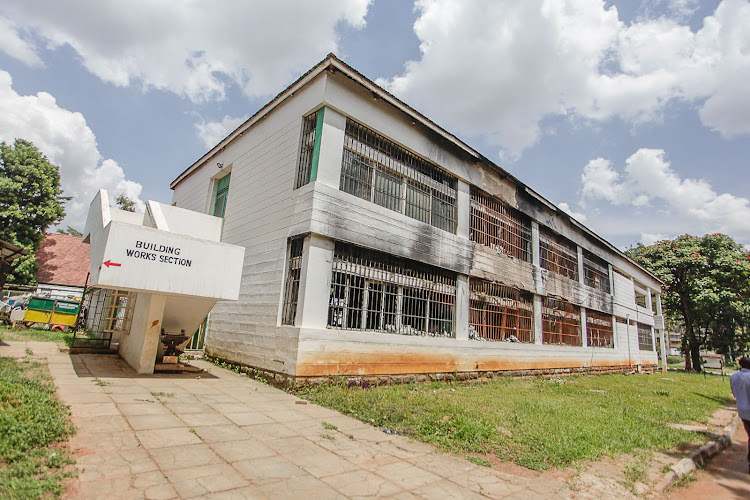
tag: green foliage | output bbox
[115,193,136,212]
[0,139,67,285]
[297,373,731,471]
[627,234,750,369]
[0,357,76,497]
[56,226,83,237]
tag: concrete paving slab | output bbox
[208,439,275,463]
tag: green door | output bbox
[213,174,231,218]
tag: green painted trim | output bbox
[309,107,325,182]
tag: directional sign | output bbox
[103,260,121,268]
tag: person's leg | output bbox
[743,419,750,473]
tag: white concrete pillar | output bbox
[577,246,585,284]
[314,107,347,189]
[456,180,471,240]
[119,293,166,374]
[531,221,540,268]
[608,264,615,297]
[580,307,588,348]
[296,234,335,328]
[455,274,470,340]
[533,295,543,345]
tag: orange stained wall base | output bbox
[295,351,656,377]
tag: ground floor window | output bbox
[542,297,581,346]
[637,322,654,351]
[586,309,614,348]
[281,237,304,325]
[469,279,533,342]
[327,242,456,337]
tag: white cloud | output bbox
[195,115,249,150]
[0,70,143,231]
[558,202,588,223]
[0,16,42,66]
[379,0,750,158]
[0,1,370,103]
[581,148,750,242]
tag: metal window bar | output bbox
[469,187,532,262]
[469,279,534,342]
[341,119,457,233]
[327,242,456,337]
[539,229,579,281]
[295,110,319,188]
[637,322,654,351]
[281,237,304,325]
[586,309,614,348]
[542,297,582,346]
[582,250,611,294]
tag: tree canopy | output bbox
[627,234,750,370]
[0,139,67,284]
[115,193,136,212]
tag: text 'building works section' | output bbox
[170,54,664,381]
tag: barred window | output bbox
[469,279,534,342]
[586,309,614,348]
[341,119,457,233]
[540,229,579,281]
[295,110,320,188]
[470,187,532,262]
[583,250,611,294]
[281,237,304,325]
[637,322,654,351]
[327,242,456,337]
[542,297,581,346]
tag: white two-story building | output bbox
[170,54,664,383]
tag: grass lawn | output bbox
[0,356,76,498]
[296,372,732,471]
[0,324,73,346]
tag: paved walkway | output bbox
[667,420,750,500]
[1,341,574,499]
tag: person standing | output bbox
[730,356,750,474]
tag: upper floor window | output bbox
[295,109,321,189]
[634,282,648,309]
[213,174,231,218]
[582,249,611,294]
[540,229,579,281]
[470,187,532,262]
[340,119,457,233]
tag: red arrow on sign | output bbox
[103,260,121,268]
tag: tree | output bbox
[56,226,83,237]
[0,139,67,284]
[115,193,136,212]
[627,234,750,371]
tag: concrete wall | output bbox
[171,74,329,374]
[171,69,659,378]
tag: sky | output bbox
[1,0,749,250]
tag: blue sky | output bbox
[1,0,749,248]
